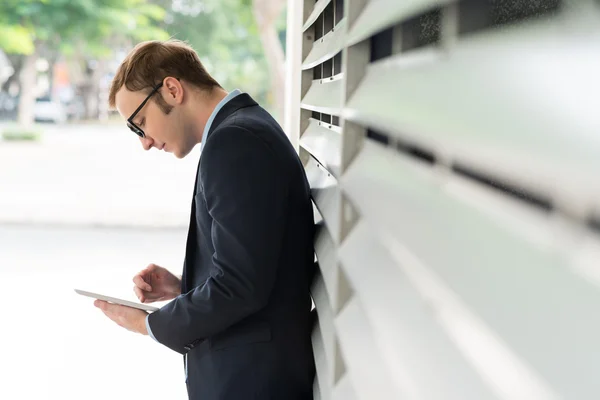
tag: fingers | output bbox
[94,300,113,312]
[94,299,105,309]
[133,286,146,303]
[132,263,161,288]
[95,301,134,316]
[133,274,152,292]
[145,263,159,273]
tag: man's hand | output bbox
[94,300,149,335]
[133,263,181,303]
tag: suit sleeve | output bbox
[147,126,288,354]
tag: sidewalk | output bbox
[0,224,189,400]
[0,123,201,228]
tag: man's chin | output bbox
[174,143,198,159]
[173,148,189,159]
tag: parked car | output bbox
[65,96,85,121]
[0,91,17,120]
[34,97,67,123]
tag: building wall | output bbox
[292,0,600,399]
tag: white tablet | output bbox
[75,288,159,312]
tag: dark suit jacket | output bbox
[148,94,316,400]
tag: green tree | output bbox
[153,0,286,119]
[250,0,287,120]
[0,0,168,126]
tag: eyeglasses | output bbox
[127,82,164,138]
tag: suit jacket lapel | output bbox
[203,93,258,144]
[181,93,257,294]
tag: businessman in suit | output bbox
[93,39,316,399]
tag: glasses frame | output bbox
[127,82,164,138]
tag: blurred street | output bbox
[0,224,190,399]
[0,122,201,228]
[0,123,201,399]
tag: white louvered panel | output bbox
[339,220,520,400]
[344,15,600,214]
[300,118,342,177]
[303,19,347,70]
[304,150,337,191]
[312,268,337,377]
[312,322,331,400]
[303,147,340,242]
[301,77,344,116]
[304,154,341,243]
[332,374,357,400]
[315,224,339,310]
[313,202,324,224]
[346,0,451,46]
[341,141,600,398]
[313,374,323,400]
[303,0,332,32]
[335,296,402,400]
[311,183,341,244]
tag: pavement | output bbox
[0,122,202,228]
[0,224,189,400]
[0,122,199,398]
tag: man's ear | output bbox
[162,76,184,105]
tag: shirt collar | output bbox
[200,89,243,153]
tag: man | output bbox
[93,39,316,399]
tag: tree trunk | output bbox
[82,59,107,120]
[17,48,39,127]
[257,24,286,121]
[47,55,58,101]
[96,59,110,121]
[252,0,286,122]
[1,54,24,93]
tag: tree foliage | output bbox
[154,0,286,112]
[0,0,286,122]
[0,0,170,125]
[0,0,169,57]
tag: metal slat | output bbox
[312,268,336,372]
[335,297,402,400]
[300,118,342,177]
[341,141,600,398]
[300,147,340,243]
[303,146,337,190]
[332,375,357,400]
[312,184,341,244]
[311,268,338,398]
[339,220,519,400]
[312,322,331,400]
[315,223,339,310]
[346,0,450,46]
[313,202,324,224]
[303,149,341,243]
[301,77,344,115]
[344,16,600,213]
[304,0,332,32]
[313,374,323,400]
[303,19,347,70]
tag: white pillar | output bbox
[283,0,303,153]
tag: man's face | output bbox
[115,83,191,158]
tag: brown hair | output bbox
[108,39,221,113]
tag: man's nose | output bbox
[139,136,154,151]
